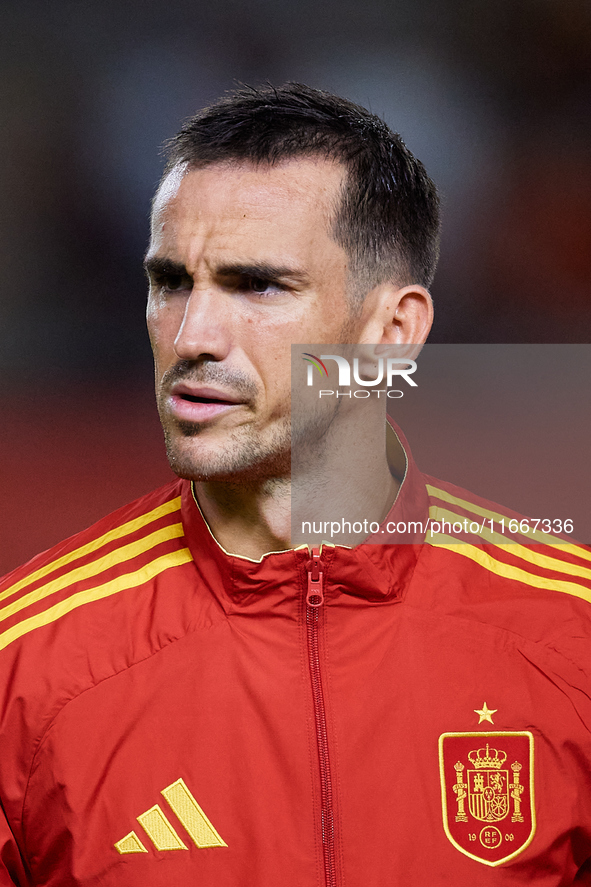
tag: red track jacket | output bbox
[1,439,591,886]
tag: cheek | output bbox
[265,356,294,419]
[243,336,291,411]
[146,298,162,347]
[147,303,181,363]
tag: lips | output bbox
[167,383,244,423]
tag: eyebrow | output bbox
[215,262,310,284]
[143,256,310,285]
[143,256,189,278]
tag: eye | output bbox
[250,277,269,293]
[153,273,191,293]
[243,277,286,296]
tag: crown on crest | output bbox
[468,743,507,770]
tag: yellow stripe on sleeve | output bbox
[0,523,185,626]
[0,497,182,604]
[427,484,591,559]
[429,535,591,604]
[429,506,591,584]
[0,548,193,653]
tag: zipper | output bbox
[306,547,337,887]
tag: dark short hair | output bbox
[163,83,440,294]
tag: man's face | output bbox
[146,158,360,483]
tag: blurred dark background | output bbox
[1,0,590,573]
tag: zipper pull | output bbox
[306,546,324,607]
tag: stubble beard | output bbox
[160,387,342,487]
[161,414,293,484]
[156,306,363,485]
[155,359,292,484]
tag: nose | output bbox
[173,287,232,363]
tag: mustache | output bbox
[160,360,259,401]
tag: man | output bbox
[0,84,590,886]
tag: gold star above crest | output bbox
[474,702,497,724]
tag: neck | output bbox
[195,404,400,559]
[195,476,293,560]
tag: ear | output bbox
[358,283,433,346]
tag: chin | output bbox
[164,433,290,485]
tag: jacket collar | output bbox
[180,422,428,606]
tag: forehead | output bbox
[149,158,346,263]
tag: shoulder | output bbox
[1,479,186,593]
[0,479,200,711]
[414,474,591,660]
[0,479,190,636]
[423,475,591,599]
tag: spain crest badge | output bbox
[439,732,535,866]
